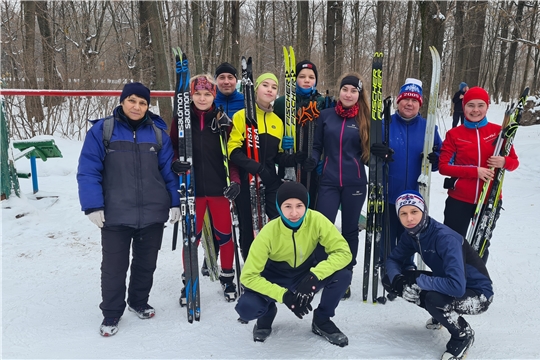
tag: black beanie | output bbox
[296,60,318,84]
[276,181,309,209]
[215,62,238,79]
[340,75,362,92]
[120,82,150,104]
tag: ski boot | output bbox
[426,317,443,330]
[179,273,187,307]
[100,317,120,337]
[341,286,351,301]
[128,304,155,319]
[312,312,349,347]
[253,304,277,342]
[441,318,475,360]
[219,269,237,302]
[201,259,210,277]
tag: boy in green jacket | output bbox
[235,182,352,347]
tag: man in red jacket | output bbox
[439,87,519,262]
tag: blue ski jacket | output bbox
[386,111,442,204]
[215,89,245,119]
[77,106,179,228]
[311,107,368,187]
[386,217,494,300]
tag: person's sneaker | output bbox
[340,286,351,301]
[312,316,348,347]
[99,317,120,337]
[253,304,277,342]
[219,269,237,302]
[441,327,475,360]
[128,304,155,319]
[426,317,443,330]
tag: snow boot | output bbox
[441,318,475,360]
[179,273,187,307]
[100,317,120,337]
[426,317,443,330]
[128,304,155,319]
[340,286,351,301]
[312,313,348,347]
[201,259,210,277]
[219,269,237,302]
[253,303,277,342]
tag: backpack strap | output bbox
[151,123,162,152]
[102,116,115,153]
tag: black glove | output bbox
[223,181,240,200]
[427,152,439,167]
[302,157,317,172]
[258,166,274,185]
[171,160,192,175]
[283,290,312,319]
[391,274,408,296]
[370,143,394,162]
[216,107,232,128]
[294,151,308,164]
[295,273,318,307]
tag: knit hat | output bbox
[395,190,428,236]
[255,73,279,91]
[215,62,238,79]
[340,75,363,92]
[459,82,468,91]
[276,182,310,229]
[190,75,217,98]
[463,86,489,107]
[397,78,423,106]
[120,82,150,104]
[296,60,318,85]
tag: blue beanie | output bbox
[397,78,423,106]
[395,190,425,215]
[459,82,468,91]
[120,82,150,104]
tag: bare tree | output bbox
[297,1,309,59]
[502,0,526,101]
[465,1,488,87]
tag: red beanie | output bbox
[463,86,489,107]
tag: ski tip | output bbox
[521,87,530,98]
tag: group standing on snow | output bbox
[76,50,521,360]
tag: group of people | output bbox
[76,57,519,359]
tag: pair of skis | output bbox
[417,46,442,270]
[172,47,199,323]
[363,52,389,304]
[241,56,267,237]
[467,87,529,257]
[283,46,297,182]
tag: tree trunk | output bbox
[21,1,44,126]
[231,1,240,67]
[494,2,512,100]
[297,1,309,59]
[325,1,336,87]
[35,1,63,107]
[191,1,203,74]
[464,1,488,88]
[375,1,384,52]
[334,1,344,79]
[256,2,266,72]
[399,1,413,85]
[502,0,525,101]
[204,1,217,72]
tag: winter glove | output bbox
[295,272,319,307]
[370,143,394,162]
[169,207,181,224]
[427,152,439,166]
[294,151,308,164]
[302,157,317,173]
[171,160,192,175]
[258,165,275,185]
[391,274,408,295]
[316,160,324,175]
[223,181,241,200]
[282,136,294,151]
[283,290,312,319]
[87,210,105,228]
[216,107,232,128]
[402,284,422,305]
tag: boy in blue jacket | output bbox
[383,190,493,360]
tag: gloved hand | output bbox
[283,290,312,319]
[370,143,394,162]
[223,181,240,200]
[282,136,294,151]
[427,152,439,167]
[169,207,181,224]
[295,272,319,307]
[294,151,308,164]
[302,157,317,172]
[87,210,105,228]
[171,160,191,175]
[316,160,324,175]
[391,274,407,295]
[402,284,422,305]
[216,108,232,128]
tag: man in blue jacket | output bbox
[371,78,443,270]
[383,190,493,360]
[214,62,244,118]
[77,82,180,337]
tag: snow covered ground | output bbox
[2,101,540,359]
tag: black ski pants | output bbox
[235,180,279,261]
[100,223,164,318]
[452,112,465,128]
